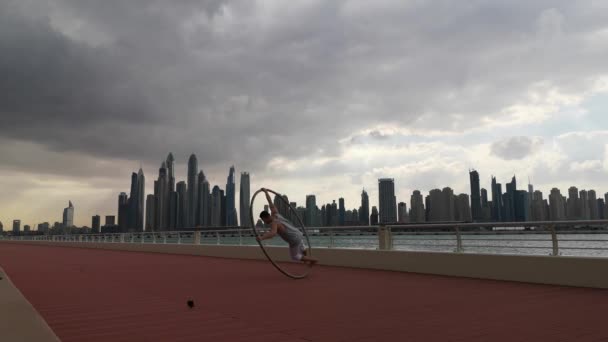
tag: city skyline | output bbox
[7,152,608,230]
[2,2,608,227]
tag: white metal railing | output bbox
[4,220,608,257]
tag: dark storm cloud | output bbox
[1,0,608,177]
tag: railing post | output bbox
[216,232,220,245]
[239,229,243,245]
[455,226,464,253]
[163,233,167,244]
[378,225,392,250]
[329,229,334,248]
[549,225,559,256]
[194,231,201,245]
[177,232,181,244]
[152,233,157,244]
[120,234,125,243]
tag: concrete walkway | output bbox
[0,243,607,342]
[0,265,60,342]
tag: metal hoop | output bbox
[249,188,312,279]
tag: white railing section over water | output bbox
[3,220,608,257]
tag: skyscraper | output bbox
[589,190,599,219]
[338,198,345,226]
[13,220,20,233]
[239,172,251,227]
[306,195,317,226]
[359,189,370,225]
[504,176,517,221]
[370,206,379,225]
[127,169,145,231]
[455,194,472,222]
[580,190,590,220]
[166,153,175,193]
[63,201,74,228]
[92,215,101,233]
[514,190,529,222]
[225,166,237,226]
[397,202,408,223]
[145,194,155,231]
[409,190,426,223]
[428,189,443,222]
[128,172,138,230]
[378,179,397,224]
[549,188,566,220]
[176,181,188,228]
[491,176,503,222]
[567,186,580,220]
[211,186,222,227]
[137,168,145,231]
[197,171,210,227]
[187,154,198,228]
[469,170,482,222]
[118,192,128,231]
[155,162,169,230]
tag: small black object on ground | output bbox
[187,299,195,309]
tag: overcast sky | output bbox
[2,0,608,227]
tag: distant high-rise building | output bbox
[359,189,370,225]
[338,198,345,225]
[409,190,425,223]
[118,192,129,231]
[24,225,31,232]
[63,201,74,228]
[127,169,145,231]
[166,153,176,193]
[169,191,179,230]
[0,221,3,232]
[397,202,408,223]
[455,194,472,222]
[530,191,548,221]
[514,190,529,222]
[504,176,517,221]
[145,194,155,231]
[491,177,503,222]
[239,172,251,227]
[211,186,222,227]
[567,186,580,220]
[187,154,198,228]
[92,215,101,233]
[549,188,566,220]
[579,190,590,220]
[220,189,227,226]
[588,190,599,219]
[37,222,50,233]
[480,188,491,221]
[428,189,444,222]
[378,179,397,224]
[370,206,379,225]
[105,216,116,226]
[225,166,237,226]
[176,181,188,228]
[469,170,482,221]
[306,195,317,226]
[197,171,210,227]
[598,199,606,219]
[12,220,20,233]
[155,162,169,230]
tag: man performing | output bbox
[256,188,318,266]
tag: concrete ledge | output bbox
[3,241,608,288]
[0,266,60,342]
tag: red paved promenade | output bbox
[0,243,607,341]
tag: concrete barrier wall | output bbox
[3,241,608,289]
[0,266,61,342]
